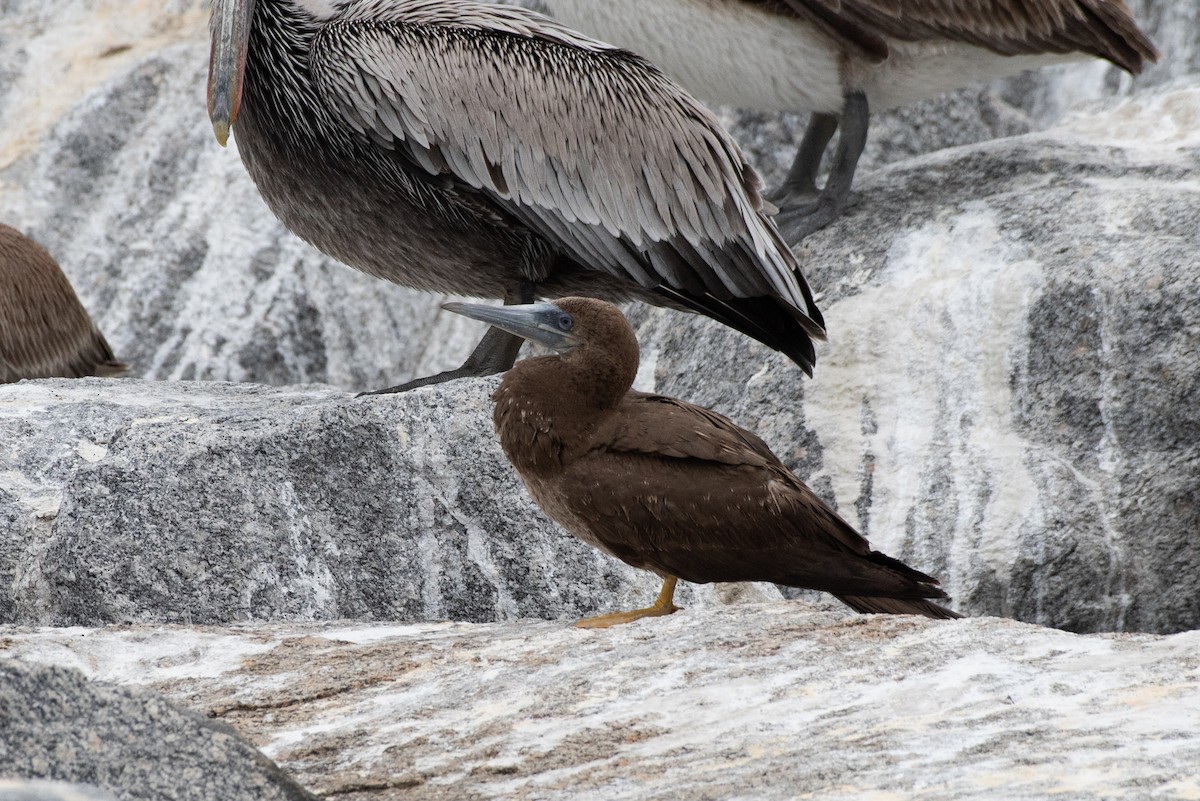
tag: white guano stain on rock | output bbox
[804,208,1045,590]
[1056,86,1200,155]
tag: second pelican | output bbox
[538,0,1159,241]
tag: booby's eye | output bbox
[557,313,574,332]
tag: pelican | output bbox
[207,0,826,392]
[536,0,1159,241]
[447,297,960,626]
[0,224,127,383]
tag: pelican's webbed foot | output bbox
[361,284,536,396]
[359,325,524,395]
[767,111,839,208]
[576,576,681,629]
[771,92,869,245]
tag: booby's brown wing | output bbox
[563,392,949,600]
[308,4,825,346]
[600,392,780,468]
[0,228,126,382]
[778,0,1158,72]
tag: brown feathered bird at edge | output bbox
[445,297,960,627]
[0,223,127,383]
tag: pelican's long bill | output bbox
[207,0,255,147]
[443,302,583,353]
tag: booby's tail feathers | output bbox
[834,594,962,620]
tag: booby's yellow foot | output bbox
[574,604,681,629]
[575,576,680,629]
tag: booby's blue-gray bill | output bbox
[207,0,255,147]
[443,301,583,354]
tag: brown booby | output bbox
[536,0,1159,241]
[445,296,960,626]
[207,0,826,394]
[0,223,127,383]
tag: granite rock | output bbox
[0,658,315,801]
[0,378,779,627]
[4,610,1199,800]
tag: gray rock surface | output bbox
[0,781,117,801]
[647,89,1200,635]
[4,610,1199,800]
[0,378,778,627]
[0,658,315,801]
[0,2,1198,634]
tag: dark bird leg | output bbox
[360,284,536,395]
[576,575,681,629]
[771,111,840,202]
[775,92,869,244]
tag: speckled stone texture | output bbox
[0,378,778,627]
[0,659,315,801]
[1,2,1198,634]
[0,782,117,801]
[4,612,1199,800]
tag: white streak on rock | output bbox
[806,209,1045,589]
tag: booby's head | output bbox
[444,297,640,396]
[444,300,585,354]
[207,0,256,147]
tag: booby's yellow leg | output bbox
[575,576,681,629]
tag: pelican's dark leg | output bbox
[360,284,535,395]
[775,92,869,244]
[575,575,681,629]
[769,111,840,203]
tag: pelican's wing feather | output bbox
[309,2,823,343]
[780,0,1157,71]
